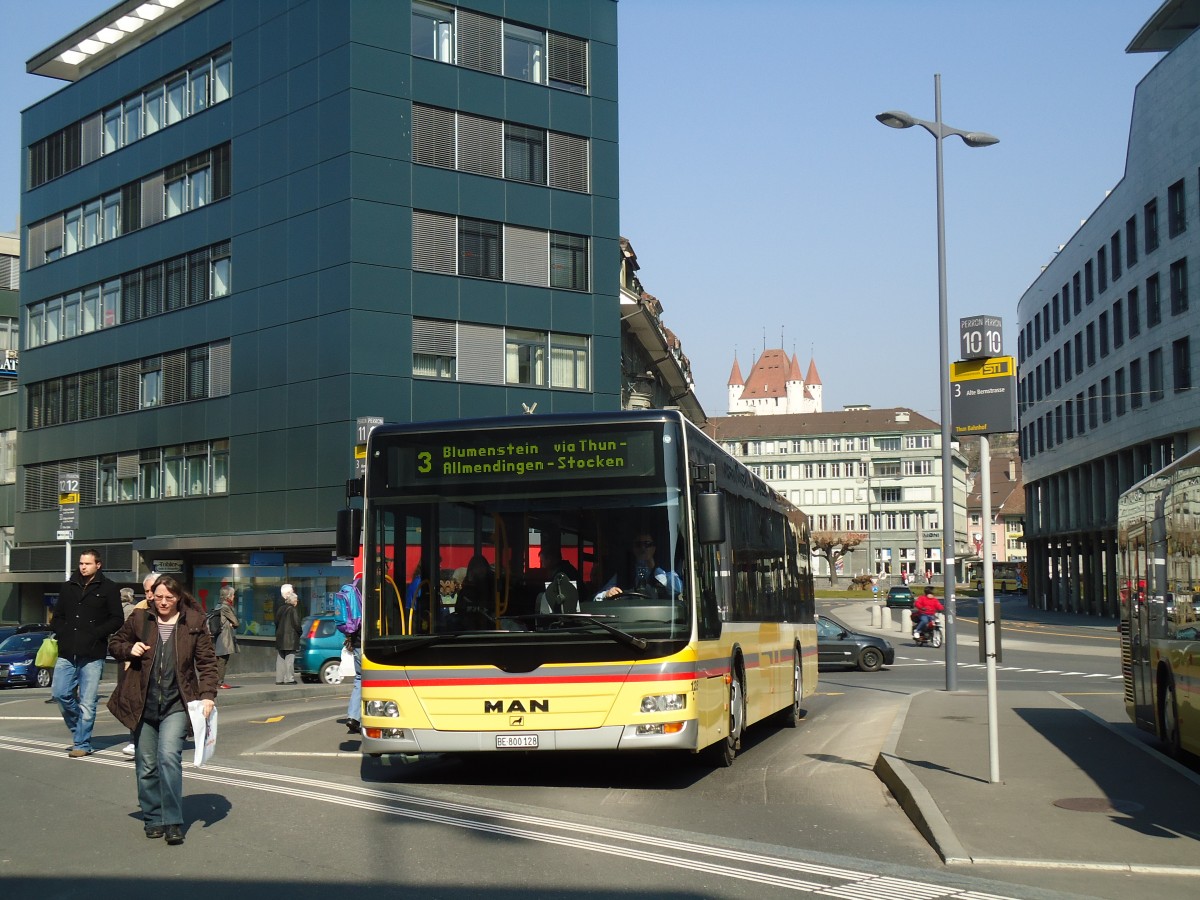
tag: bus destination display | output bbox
[393,428,659,486]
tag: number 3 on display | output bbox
[417,451,432,473]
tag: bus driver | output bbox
[594,533,682,601]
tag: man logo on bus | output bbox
[484,699,549,713]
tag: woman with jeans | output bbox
[108,575,217,845]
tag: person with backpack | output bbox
[333,581,363,733]
[209,584,239,689]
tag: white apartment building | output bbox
[709,407,968,584]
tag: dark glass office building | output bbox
[16,0,620,665]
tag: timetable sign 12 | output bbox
[960,315,1003,360]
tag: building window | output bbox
[1130,359,1144,409]
[504,123,546,183]
[1086,322,1096,367]
[1099,312,1109,357]
[1097,246,1107,293]
[1128,287,1140,337]
[879,488,901,504]
[549,333,589,389]
[1173,338,1192,393]
[1126,215,1138,267]
[1147,274,1162,326]
[1145,198,1159,251]
[550,232,588,290]
[412,318,456,379]
[1170,258,1188,314]
[505,328,546,386]
[1088,385,1097,428]
[1111,232,1121,281]
[1101,376,1111,422]
[1149,348,1164,402]
[1115,368,1126,416]
[412,1,454,62]
[458,219,501,279]
[504,22,546,84]
[1168,178,1187,237]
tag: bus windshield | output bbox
[362,420,690,665]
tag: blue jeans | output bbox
[347,647,362,721]
[52,656,105,752]
[135,711,188,827]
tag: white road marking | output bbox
[0,733,1023,899]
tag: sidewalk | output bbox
[828,600,1200,875]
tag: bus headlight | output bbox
[365,700,400,717]
[640,693,686,713]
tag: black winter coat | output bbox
[52,570,122,661]
[106,607,218,732]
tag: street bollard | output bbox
[870,603,881,628]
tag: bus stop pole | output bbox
[64,539,72,581]
[980,435,1000,783]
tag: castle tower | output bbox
[803,357,823,413]
[727,356,745,414]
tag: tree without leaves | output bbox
[810,531,865,586]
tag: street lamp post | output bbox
[877,75,997,692]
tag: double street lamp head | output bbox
[874,109,999,148]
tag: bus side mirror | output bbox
[696,492,726,545]
[335,507,362,558]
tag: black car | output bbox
[816,615,895,672]
[884,586,915,609]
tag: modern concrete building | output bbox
[708,407,968,586]
[1016,0,1200,616]
[15,0,620,662]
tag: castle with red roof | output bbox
[726,349,822,416]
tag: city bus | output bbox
[337,410,817,766]
[1117,447,1200,758]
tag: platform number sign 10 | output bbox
[960,315,1003,361]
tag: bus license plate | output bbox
[496,734,538,749]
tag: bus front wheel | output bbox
[774,646,804,727]
[703,665,745,767]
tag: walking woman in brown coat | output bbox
[108,575,218,845]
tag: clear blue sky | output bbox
[1,1,1165,420]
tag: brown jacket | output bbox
[107,606,219,731]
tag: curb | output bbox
[872,690,970,865]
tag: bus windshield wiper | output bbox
[377,632,465,654]
[506,613,647,650]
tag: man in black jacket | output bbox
[51,548,122,757]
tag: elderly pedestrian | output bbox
[275,583,301,684]
[107,575,218,845]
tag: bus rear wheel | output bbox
[1160,678,1182,758]
[703,667,745,767]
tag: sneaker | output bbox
[164,824,185,846]
[346,718,361,734]
[122,743,136,757]
[220,683,233,689]
[145,824,166,839]
[67,748,93,758]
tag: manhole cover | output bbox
[1053,797,1144,814]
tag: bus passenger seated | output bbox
[594,533,682,601]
